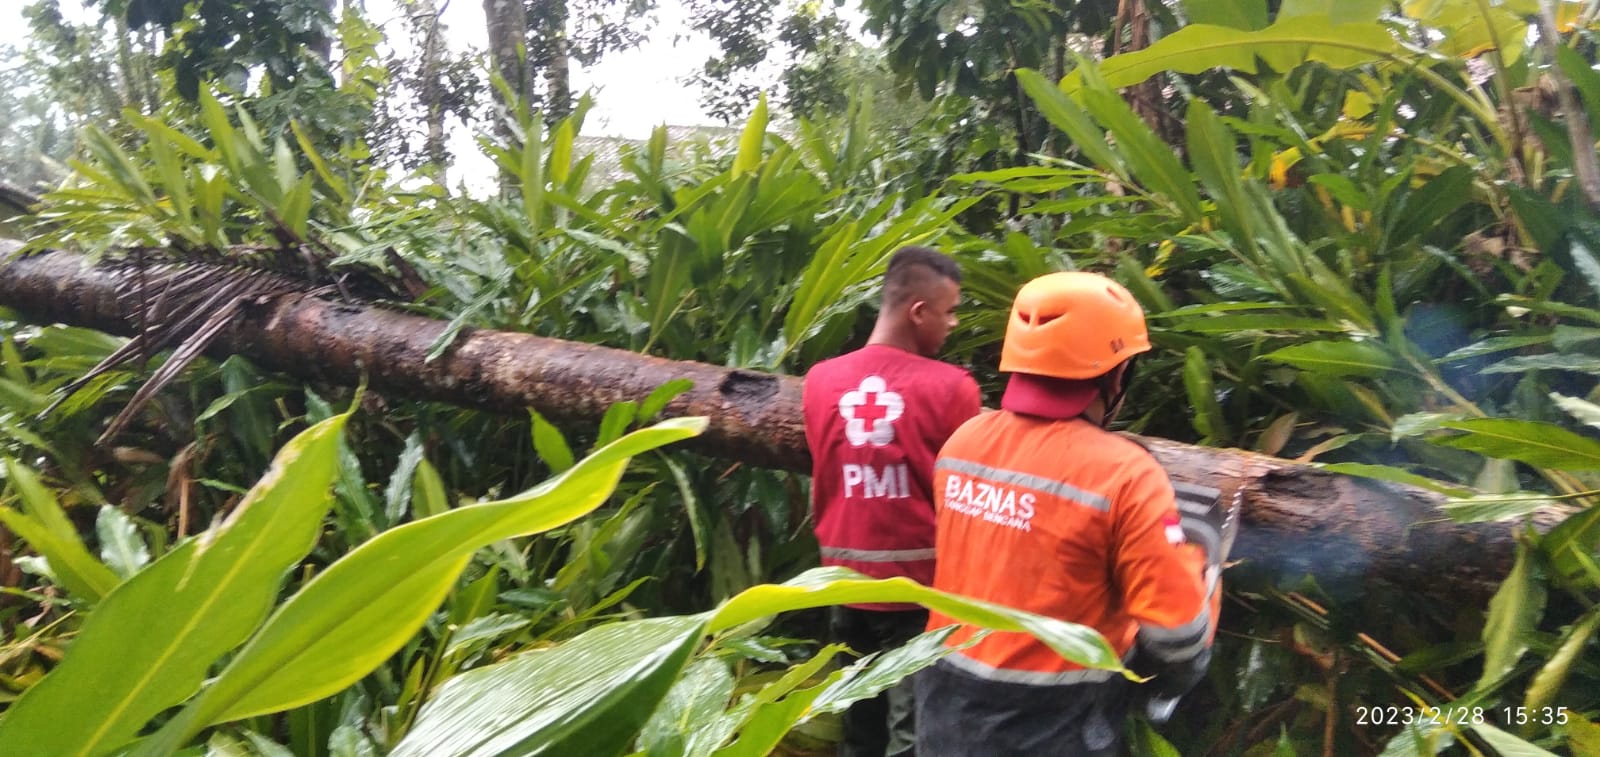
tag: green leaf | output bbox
[1061,17,1404,93]
[195,385,264,425]
[95,506,150,580]
[1560,221,1600,302]
[595,401,639,449]
[1435,335,1551,364]
[1558,45,1600,128]
[1184,347,1228,441]
[392,568,1120,757]
[548,117,575,187]
[412,458,450,519]
[1552,393,1600,430]
[706,568,1121,670]
[136,419,707,752]
[1077,70,1202,221]
[732,93,768,178]
[1317,463,1471,497]
[1390,411,1471,442]
[272,137,296,197]
[1262,340,1396,377]
[0,414,348,756]
[659,452,709,571]
[1523,603,1600,713]
[529,409,575,474]
[1279,0,1388,24]
[1,335,26,385]
[1187,99,1255,240]
[1378,720,1453,757]
[1308,174,1370,211]
[639,378,694,422]
[1163,314,1348,334]
[1477,542,1545,689]
[1440,493,1562,523]
[1183,0,1267,29]
[711,646,846,757]
[1390,166,1472,246]
[1507,186,1570,256]
[1468,724,1559,756]
[290,121,349,203]
[1433,419,1600,470]
[1544,506,1600,590]
[521,114,546,236]
[806,627,966,717]
[1567,714,1600,757]
[635,658,735,756]
[1480,354,1600,375]
[0,459,120,601]
[1129,718,1184,757]
[395,616,706,757]
[384,433,427,524]
[1553,325,1600,353]
[447,614,533,656]
[1014,69,1124,179]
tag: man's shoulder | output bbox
[805,347,973,386]
[803,348,867,380]
[917,356,977,384]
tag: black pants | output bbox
[830,606,929,757]
[914,657,1133,757]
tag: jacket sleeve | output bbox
[1110,455,1212,693]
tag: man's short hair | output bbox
[883,246,961,308]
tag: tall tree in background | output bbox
[482,0,653,187]
[483,0,535,144]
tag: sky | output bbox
[0,0,726,140]
[367,0,727,139]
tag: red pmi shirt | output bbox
[803,344,981,609]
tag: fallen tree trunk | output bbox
[0,248,1533,608]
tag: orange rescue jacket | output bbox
[926,411,1211,684]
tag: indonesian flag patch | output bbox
[1163,515,1186,545]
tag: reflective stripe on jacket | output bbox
[926,411,1211,677]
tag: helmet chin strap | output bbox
[1093,356,1138,429]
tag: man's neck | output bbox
[866,321,922,356]
[1080,401,1107,426]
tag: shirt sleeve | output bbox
[1110,455,1211,666]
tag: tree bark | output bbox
[412,0,451,181]
[1535,0,1600,212]
[483,0,536,190]
[0,248,1544,608]
[531,0,572,121]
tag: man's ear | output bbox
[906,299,927,323]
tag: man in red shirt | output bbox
[802,246,982,757]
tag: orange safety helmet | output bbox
[999,271,1151,379]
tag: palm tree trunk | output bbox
[0,246,1548,608]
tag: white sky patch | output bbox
[0,0,723,140]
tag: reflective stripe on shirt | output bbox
[820,546,937,562]
[935,457,1111,512]
[1137,609,1212,663]
[941,648,1128,686]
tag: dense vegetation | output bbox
[3,0,1600,754]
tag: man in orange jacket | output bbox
[804,246,983,756]
[916,271,1214,756]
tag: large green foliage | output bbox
[7,0,1600,753]
[0,413,1121,755]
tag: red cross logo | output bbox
[854,393,891,425]
[839,376,904,447]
